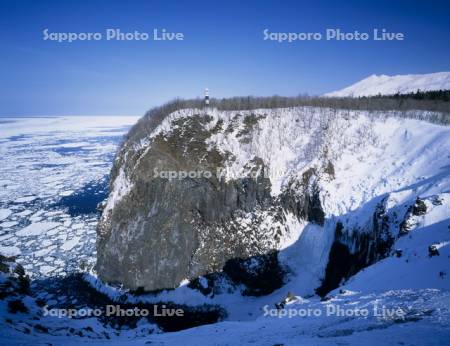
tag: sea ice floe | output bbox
[61,237,80,251]
[0,208,11,221]
[0,245,21,256]
[0,234,14,242]
[46,228,61,236]
[40,265,56,275]
[16,221,61,237]
[15,210,33,217]
[54,259,65,266]
[24,240,35,247]
[0,221,18,228]
[41,239,53,247]
[44,211,63,217]
[34,246,57,257]
[15,195,37,203]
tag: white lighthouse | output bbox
[204,88,210,106]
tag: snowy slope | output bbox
[342,193,450,293]
[324,72,450,97]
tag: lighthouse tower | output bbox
[204,88,210,107]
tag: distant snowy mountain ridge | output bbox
[325,71,450,97]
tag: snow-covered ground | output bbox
[2,287,448,345]
[324,71,450,97]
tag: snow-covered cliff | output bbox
[97,105,450,300]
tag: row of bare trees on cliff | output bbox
[125,92,450,144]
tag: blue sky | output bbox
[0,0,449,116]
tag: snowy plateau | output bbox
[0,103,450,346]
[325,71,450,97]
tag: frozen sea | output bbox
[0,116,139,277]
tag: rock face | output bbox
[96,107,336,292]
